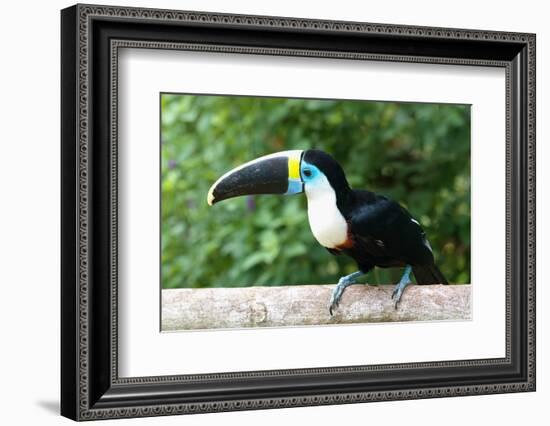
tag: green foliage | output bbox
[161,94,470,288]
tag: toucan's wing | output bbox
[352,233,391,258]
[348,192,434,266]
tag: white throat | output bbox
[304,176,348,249]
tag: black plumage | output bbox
[303,149,448,286]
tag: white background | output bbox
[0,0,547,425]
[119,49,505,377]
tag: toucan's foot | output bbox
[329,278,353,315]
[391,282,410,308]
[391,265,412,309]
[329,271,363,315]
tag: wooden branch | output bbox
[162,284,471,331]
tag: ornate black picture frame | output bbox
[61,3,535,421]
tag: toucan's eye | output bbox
[303,168,312,178]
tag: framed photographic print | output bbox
[61,3,536,421]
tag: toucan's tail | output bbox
[413,264,448,285]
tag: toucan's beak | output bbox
[207,150,304,205]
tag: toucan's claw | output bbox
[391,265,412,309]
[392,287,404,310]
[391,286,400,300]
[328,283,344,316]
[328,271,364,316]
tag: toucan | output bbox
[207,149,448,315]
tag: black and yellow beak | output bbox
[207,150,304,205]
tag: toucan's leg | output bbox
[391,265,412,308]
[329,271,364,316]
